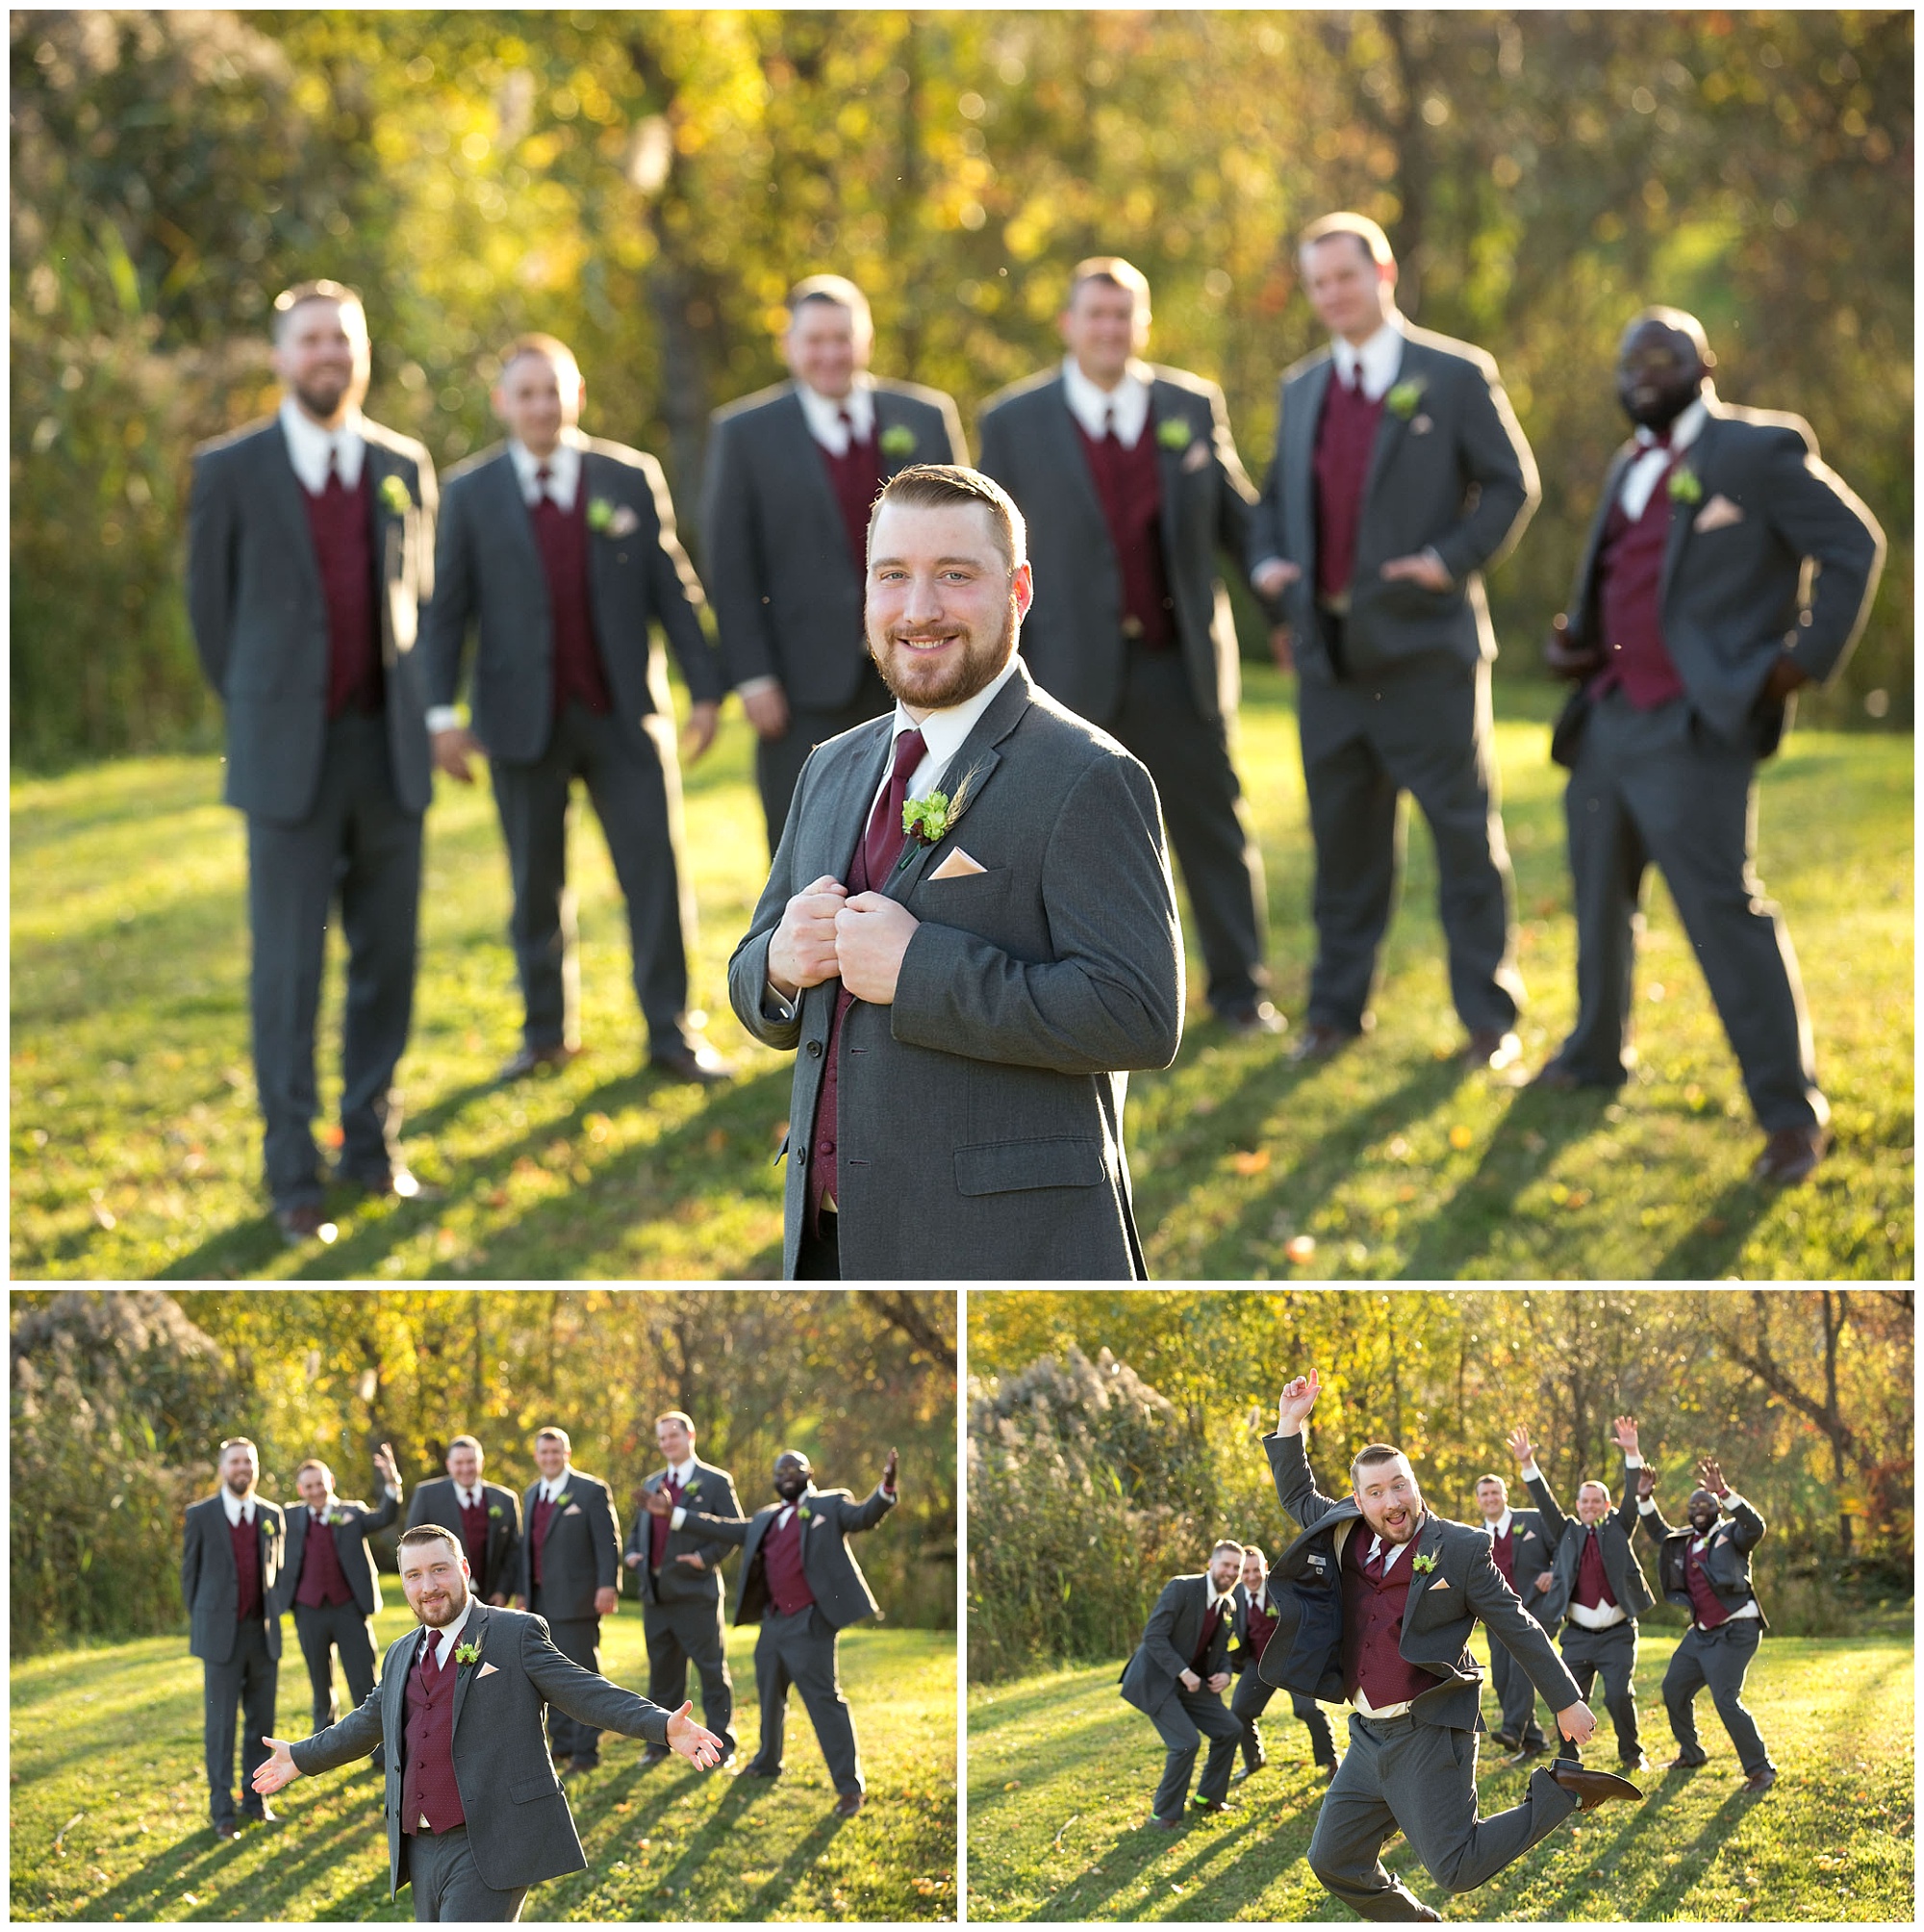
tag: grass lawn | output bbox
[10,671,1912,1278]
[965,1621,1912,1920]
[8,1615,954,1922]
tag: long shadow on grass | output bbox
[746,1811,850,1919]
[1646,1171,1779,1279]
[968,1672,1117,1739]
[647,1773,785,1905]
[1550,1777,1751,1919]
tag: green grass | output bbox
[966,1623,1912,1920]
[8,1616,954,1922]
[10,674,1912,1278]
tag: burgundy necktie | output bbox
[1102,402,1118,445]
[535,462,551,504]
[839,407,860,450]
[860,728,928,890]
[1366,1540,1386,1583]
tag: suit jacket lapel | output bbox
[871,388,918,478]
[1286,360,1330,562]
[1150,379,1186,562]
[385,1626,415,1747]
[1661,411,1721,603]
[1574,454,1633,623]
[809,718,893,889]
[1361,339,1413,507]
[778,387,847,544]
[450,1604,489,1735]
[580,447,616,627]
[1044,378,1110,542]
[265,425,325,603]
[488,449,544,582]
[1400,1516,1446,1637]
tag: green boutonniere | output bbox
[1385,379,1427,420]
[554,1491,571,1508]
[378,473,414,515]
[901,790,953,847]
[683,1478,701,1497]
[1155,417,1194,451]
[453,1640,481,1667]
[879,423,918,459]
[1667,467,1704,506]
[325,1506,351,1526]
[1410,1550,1438,1575]
[797,1504,813,1522]
[488,1504,503,1519]
[586,496,614,532]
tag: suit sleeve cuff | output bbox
[1719,1491,1744,1513]
[426,705,462,734]
[762,979,797,1025]
[1519,1460,1541,1482]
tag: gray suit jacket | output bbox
[1555,393,1886,760]
[698,378,968,706]
[1256,1433,1581,1732]
[975,365,1257,727]
[1527,1462,1656,1627]
[422,437,725,765]
[1487,1506,1557,1627]
[289,1603,672,1895]
[1249,323,1538,682]
[182,1494,287,1664]
[1639,1492,1769,1630]
[406,1479,523,1597]
[1118,1573,1236,1715]
[187,415,437,821]
[624,1459,745,1608]
[682,1483,897,1629]
[727,661,1184,1280]
[519,1471,621,1621]
[274,1488,400,1620]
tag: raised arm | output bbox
[1264,1373,1346,1530]
[1701,1459,1766,1553]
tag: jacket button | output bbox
[793,1144,807,1164]
[806,1040,823,1057]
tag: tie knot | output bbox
[891,727,927,784]
[1646,429,1672,451]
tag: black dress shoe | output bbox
[1290,1020,1355,1064]
[242,1802,278,1825]
[1229,1758,1266,1784]
[1466,1028,1523,1072]
[1504,1741,1547,1766]
[734,1760,781,1779]
[649,1038,736,1083]
[1620,1752,1652,1774]
[1191,1795,1238,1815]
[274,1203,338,1247]
[568,1754,600,1774]
[1529,1061,1623,1093]
[641,1744,671,1767]
[1491,1731,1520,1753]
[1144,1812,1182,1830]
[1667,1752,1708,1770]
[340,1164,422,1201]
[1218,1000,1286,1038]
[1549,1763,1644,1811]
[833,1792,863,1818]
[498,1042,579,1082]
[215,1820,241,1841]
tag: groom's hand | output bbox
[835,894,918,1004]
[665,1700,725,1768]
[1275,1370,1321,1436]
[1556,1701,1598,1745]
[253,1737,303,1795]
[769,876,848,999]
[882,1446,899,1495]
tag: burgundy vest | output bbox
[457,1495,490,1593]
[1684,1536,1733,1629]
[1072,414,1175,648]
[649,1473,684,1569]
[1189,1595,1229,1675]
[1489,1522,1516,1590]
[1592,470,1688,710]
[301,467,384,718]
[229,1512,264,1623]
[401,1639,467,1835]
[1571,1525,1619,1610]
[1243,1592,1280,1661]
[761,1507,815,1616]
[1312,374,1385,601]
[528,487,614,717]
[529,1495,557,1589]
[294,1509,354,1609]
[1340,1528,1433,1710]
[817,421,884,573]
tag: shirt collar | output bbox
[796,376,875,453]
[1060,354,1153,446]
[423,1597,475,1665]
[509,431,583,509]
[1202,1575,1230,1611]
[891,655,1020,796]
[1489,1508,1513,1538]
[279,394,366,494]
[1635,394,1709,454]
[221,1488,257,1528]
[541,1468,573,1503]
[671,1457,698,1486]
[312,1498,337,1523]
[456,1483,481,1509]
[1330,314,1406,402]
[1367,1511,1425,1571]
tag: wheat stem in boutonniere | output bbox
[454,1640,481,1668]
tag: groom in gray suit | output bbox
[701,274,968,852]
[423,333,731,1084]
[729,465,1184,1280]
[1537,307,1886,1184]
[1251,214,1537,1071]
[187,280,437,1243]
[977,257,1278,1036]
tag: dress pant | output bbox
[401,1824,528,1922]
[529,1600,602,1760]
[202,1616,278,1829]
[1106,642,1270,1015]
[1146,1683,1243,1816]
[246,708,421,1207]
[1546,687,1824,1131]
[754,663,895,855]
[491,700,697,1057]
[747,1604,862,1795]
[1663,1618,1771,1777]
[644,1593,736,1759]
[1297,628,1521,1036]
[1229,1669,1337,1768]
[1556,1618,1641,1765]
[1309,1711,1579,1920]
[1487,1627,1547,1748]
[292,1598,384,1769]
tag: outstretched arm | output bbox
[1635,1464,1681,1540]
[840,1450,902,1535]
[270,1677,389,1787]
[520,1617,720,1762]
[1702,1460,1767,1552]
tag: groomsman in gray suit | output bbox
[254,1524,723,1921]
[274,1444,403,1771]
[1119,1540,1246,1825]
[518,1427,622,1773]
[181,1436,286,1838]
[1251,214,1537,1070]
[1537,307,1885,1184]
[423,334,732,1085]
[1471,1457,1557,1761]
[407,1436,523,1607]
[1228,1542,1339,1782]
[622,1409,745,1766]
[187,280,437,1243]
[976,257,1278,1036]
[700,274,968,851]
[729,467,1183,1281]
[646,1445,899,1816]
[1262,1373,1635,1921]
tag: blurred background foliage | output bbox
[967,1288,1912,1681]
[11,9,1912,767]
[11,1286,954,1654]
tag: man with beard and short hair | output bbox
[1535,306,1885,1184]
[728,464,1183,1280]
[646,1446,899,1817]
[1120,1539,1247,1826]
[182,1436,287,1839]
[408,1436,523,1607]
[187,280,437,1244]
[1228,1542,1339,1784]
[253,1525,722,1922]
[1473,1457,1557,1761]
[1262,1372,1638,1922]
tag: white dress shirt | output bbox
[507,431,584,510]
[1350,1518,1423,1717]
[220,1489,259,1529]
[1061,354,1152,448]
[1617,395,1709,521]
[1486,1507,1514,1539]
[796,377,876,454]
[1331,315,1408,402]
[536,1469,574,1506]
[454,1484,484,1512]
[419,1596,475,1672]
[279,395,366,495]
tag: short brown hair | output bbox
[1476,1472,1508,1490]
[1067,255,1151,309]
[445,1435,483,1456]
[1300,212,1395,269]
[1210,1538,1246,1559]
[272,278,366,341]
[1241,1543,1268,1564]
[294,1459,333,1481]
[397,1525,465,1563]
[868,464,1027,572]
[535,1426,570,1450]
[655,1411,695,1434]
[1350,1443,1408,1484]
[217,1436,258,1457]
[497,332,582,388]
[787,272,873,338]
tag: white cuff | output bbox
[1622,1452,1643,1468]
[763,979,797,1024]
[426,705,462,734]
[1637,1496,1659,1513]
[1519,1460,1541,1482]
[1719,1491,1743,1513]
[736,675,781,699]
[669,1505,688,1530]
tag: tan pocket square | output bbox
[928,847,988,880]
[1181,441,1212,473]
[1694,494,1745,533]
[563,1503,583,1515]
[1426,1575,1452,1590]
[477,1662,500,1679]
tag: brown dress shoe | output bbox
[1548,1763,1644,1811]
[1466,1029,1523,1072]
[650,1038,736,1083]
[497,1042,579,1082]
[1218,1000,1286,1038]
[1752,1126,1828,1184]
[833,1792,863,1818]
[1740,1767,1778,1794]
[1290,1021,1354,1064]
[1144,1812,1182,1830]
[215,1820,242,1841]
[1667,1753,1708,1770]
[1529,1062,1622,1093]
[1320,1759,1341,1784]
[1191,1796,1238,1815]
[274,1203,338,1247]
